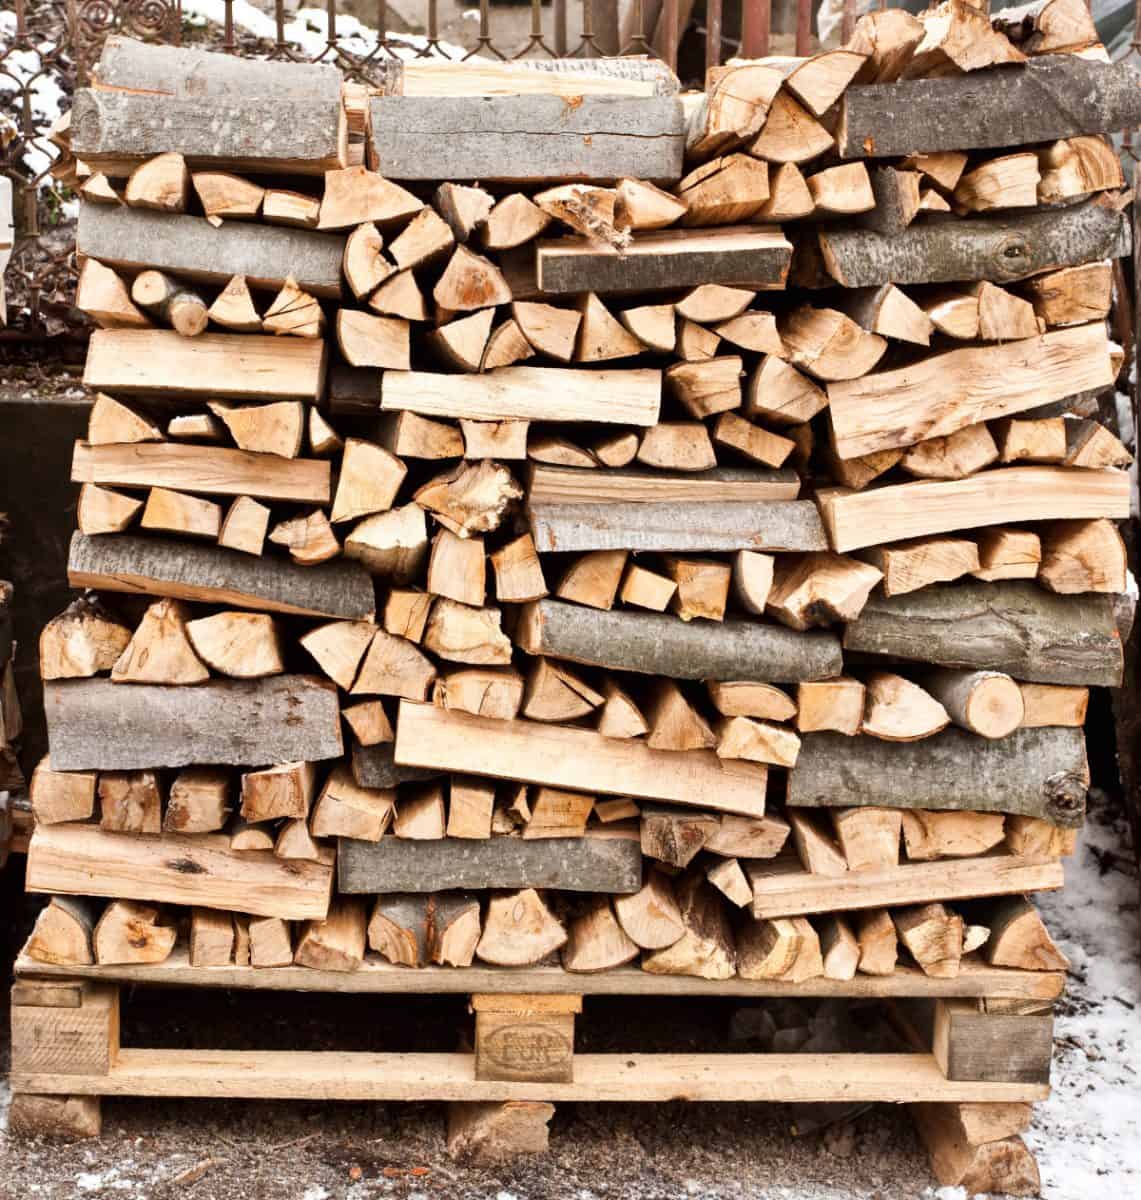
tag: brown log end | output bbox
[446,1100,555,1163]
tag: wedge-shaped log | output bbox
[517,599,842,683]
[45,676,343,770]
[537,226,793,294]
[838,57,1141,158]
[818,467,1129,553]
[748,854,1064,920]
[788,726,1089,827]
[829,324,1113,461]
[28,824,333,920]
[73,442,329,505]
[70,89,346,175]
[68,532,374,620]
[394,701,768,817]
[843,580,1123,687]
[371,95,684,183]
[528,500,826,554]
[382,367,660,426]
[818,200,1129,288]
[84,330,327,402]
[77,205,345,297]
[339,829,641,894]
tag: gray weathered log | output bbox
[78,204,345,298]
[520,598,842,682]
[71,90,345,176]
[538,226,793,294]
[352,742,443,790]
[45,676,343,771]
[819,199,1130,288]
[328,365,382,416]
[787,727,1088,827]
[843,580,1123,687]
[528,500,827,553]
[339,832,642,894]
[68,532,375,621]
[371,96,684,183]
[839,57,1141,158]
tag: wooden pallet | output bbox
[9,954,1056,1191]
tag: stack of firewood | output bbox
[22,3,1139,992]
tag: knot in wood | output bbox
[991,234,1032,281]
[1041,771,1087,828]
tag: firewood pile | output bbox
[23,1,1139,1068]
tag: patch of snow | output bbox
[301,1188,330,1200]
[0,12,66,180]
[0,1075,10,1133]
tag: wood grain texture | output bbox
[842,580,1123,687]
[371,95,684,183]
[528,465,800,504]
[528,500,826,553]
[518,598,842,682]
[78,204,346,297]
[68,532,374,620]
[338,832,642,894]
[787,727,1089,827]
[45,676,343,770]
[394,700,769,816]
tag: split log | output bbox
[39,598,132,680]
[263,189,320,228]
[641,805,719,868]
[93,900,175,965]
[78,204,345,296]
[111,598,208,685]
[706,858,752,908]
[716,716,800,767]
[299,621,375,691]
[75,259,151,329]
[644,680,716,752]
[368,893,481,967]
[788,726,1089,826]
[371,269,429,320]
[45,676,342,770]
[841,283,931,346]
[393,782,447,839]
[620,303,676,351]
[619,564,677,612]
[30,756,97,825]
[97,770,161,833]
[185,612,284,679]
[684,62,783,157]
[899,425,999,482]
[310,766,394,842]
[796,678,866,736]
[616,177,688,230]
[817,199,1129,288]
[123,152,188,211]
[218,497,270,555]
[562,898,639,971]
[641,876,736,980]
[1022,261,1112,326]
[344,504,430,582]
[371,95,684,183]
[249,916,293,967]
[140,487,223,540]
[392,701,769,818]
[985,896,1069,971]
[165,767,230,834]
[861,538,980,597]
[789,810,849,876]
[192,171,263,223]
[555,551,627,610]
[445,777,495,840]
[613,870,685,949]
[954,153,1040,212]
[737,916,822,982]
[807,163,875,216]
[902,810,1007,861]
[317,166,421,231]
[295,900,368,972]
[712,413,794,467]
[435,667,524,722]
[1063,418,1132,469]
[422,599,513,666]
[268,511,340,566]
[715,310,784,355]
[667,356,742,417]
[854,910,898,976]
[1039,518,1127,593]
[819,915,861,981]
[527,464,799,504]
[240,762,316,823]
[352,628,437,699]
[894,904,964,979]
[25,896,96,965]
[537,226,792,294]
[832,808,902,872]
[476,889,567,966]
[842,579,1124,687]
[521,658,602,724]
[994,417,1066,464]
[912,1103,1040,1195]
[748,90,834,164]
[1018,683,1088,729]
[27,823,333,919]
[766,553,882,630]
[706,681,795,722]
[596,679,649,739]
[677,154,771,225]
[483,193,551,250]
[190,908,235,967]
[745,356,827,426]
[635,424,717,471]
[342,700,394,747]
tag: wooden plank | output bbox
[787,727,1089,827]
[829,325,1114,460]
[78,205,346,298]
[517,599,842,683]
[818,467,1130,553]
[382,367,660,426]
[839,57,1141,158]
[10,1049,1048,1104]
[45,676,343,770]
[13,950,1067,1000]
[538,226,793,294]
[370,95,685,183]
[748,855,1065,920]
[338,832,642,895]
[71,90,345,176]
[393,701,769,817]
[83,330,327,402]
[26,825,334,920]
[528,500,825,553]
[528,465,800,504]
[11,983,118,1078]
[72,442,330,504]
[933,1000,1054,1085]
[68,532,375,621]
[818,200,1129,288]
[842,581,1123,688]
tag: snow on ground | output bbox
[1030,789,1141,1194]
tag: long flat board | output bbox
[517,599,842,683]
[45,676,343,770]
[748,854,1065,919]
[16,949,1064,1000]
[381,367,661,425]
[538,226,793,294]
[828,325,1115,460]
[78,205,347,297]
[68,532,375,621]
[818,466,1130,553]
[528,499,826,553]
[25,825,334,920]
[71,441,330,504]
[371,95,685,183]
[338,830,642,894]
[393,700,768,817]
[528,465,800,504]
[10,1049,1048,1104]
